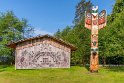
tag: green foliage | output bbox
[61,26,71,38]
[74,0,93,24]
[54,0,92,65]
[54,0,124,65]
[106,10,124,56]
[54,23,91,65]
[0,11,34,59]
[113,0,124,14]
[54,29,61,38]
[98,0,124,65]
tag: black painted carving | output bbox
[16,43,70,69]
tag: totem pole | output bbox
[85,6,106,72]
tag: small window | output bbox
[43,58,48,63]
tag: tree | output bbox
[61,26,71,38]
[98,0,124,65]
[54,0,92,65]
[112,0,124,14]
[54,29,61,38]
[74,0,93,24]
[0,11,34,40]
[54,0,124,65]
[0,11,34,64]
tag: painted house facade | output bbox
[8,35,76,69]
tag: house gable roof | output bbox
[7,34,77,51]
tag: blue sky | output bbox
[0,0,115,36]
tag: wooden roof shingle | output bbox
[7,34,77,51]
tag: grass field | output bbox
[0,66,124,83]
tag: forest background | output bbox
[0,0,124,66]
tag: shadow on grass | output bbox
[85,64,90,71]
[0,65,11,72]
[105,66,124,72]
[0,69,5,72]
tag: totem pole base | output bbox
[90,69,98,73]
[90,54,99,73]
[90,65,99,73]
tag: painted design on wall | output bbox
[16,43,70,69]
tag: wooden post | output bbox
[85,6,106,72]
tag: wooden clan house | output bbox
[8,34,76,69]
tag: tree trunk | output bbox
[82,58,85,66]
[103,57,106,66]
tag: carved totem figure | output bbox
[85,6,106,72]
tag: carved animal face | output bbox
[92,6,98,17]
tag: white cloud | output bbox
[34,28,53,36]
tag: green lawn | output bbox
[0,66,124,83]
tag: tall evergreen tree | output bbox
[54,0,93,65]
[54,29,61,38]
[0,11,34,64]
[74,0,93,24]
[99,0,124,65]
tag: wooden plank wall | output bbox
[15,38,71,69]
